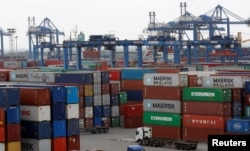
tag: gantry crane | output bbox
[27,17,64,60]
[0,27,11,59]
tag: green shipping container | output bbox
[119,91,128,104]
[182,87,231,102]
[111,117,120,127]
[245,106,250,118]
[143,111,181,127]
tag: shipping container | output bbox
[66,104,79,119]
[93,95,102,106]
[28,72,56,83]
[0,143,4,151]
[21,121,51,139]
[143,73,188,87]
[145,125,182,140]
[111,94,119,106]
[5,141,21,151]
[84,84,93,96]
[93,106,103,117]
[102,94,110,105]
[121,68,157,80]
[6,106,20,124]
[93,71,101,83]
[245,81,250,93]
[111,106,120,117]
[93,83,101,95]
[84,118,93,129]
[67,135,80,150]
[51,137,67,151]
[246,106,250,118]
[0,87,20,107]
[20,105,51,122]
[183,101,231,116]
[183,114,230,129]
[124,116,143,128]
[111,117,120,127]
[6,123,21,142]
[245,94,250,106]
[0,127,5,142]
[0,108,4,127]
[110,83,119,94]
[144,99,181,114]
[85,107,93,118]
[231,88,243,102]
[67,118,80,136]
[65,86,79,104]
[201,76,250,88]
[101,71,110,83]
[93,117,102,127]
[102,105,111,117]
[126,90,143,101]
[51,102,66,120]
[85,96,93,107]
[55,73,93,84]
[21,138,51,151]
[144,86,181,100]
[107,69,121,81]
[20,87,50,105]
[188,75,198,87]
[119,91,127,104]
[232,102,242,117]
[143,111,181,127]
[183,127,225,142]
[51,120,66,138]
[156,68,181,73]
[124,104,143,117]
[101,83,110,94]
[227,119,250,134]
[121,80,144,90]
[182,87,231,102]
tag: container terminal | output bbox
[0,2,250,151]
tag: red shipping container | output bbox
[108,69,121,81]
[123,104,143,117]
[244,94,250,106]
[119,104,125,115]
[20,87,50,105]
[110,83,119,94]
[124,116,143,128]
[0,72,9,81]
[52,137,67,151]
[45,59,63,66]
[231,88,243,102]
[188,75,197,87]
[145,125,182,140]
[102,117,110,127]
[121,80,144,91]
[0,127,5,142]
[156,68,180,73]
[183,114,230,129]
[183,127,225,142]
[6,123,21,142]
[183,102,232,116]
[0,108,5,127]
[84,118,93,129]
[144,86,181,100]
[101,83,110,94]
[67,135,80,150]
[27,61,38,67]
[79,108,85,119]
[0,61,3,68]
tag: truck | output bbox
[135,127,198,150]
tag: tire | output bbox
[104,128,109,133]
[94,129,100,134]
[175,143,180,150]
[179,144,184,150]
[99,129,104,134]
[184,144,189,150]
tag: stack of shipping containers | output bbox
[0,87,21,151]
[0,107,5,150]
[143,73,187,140]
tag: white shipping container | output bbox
[28,72,56,83]
[21,138,51,151]
[4,61,22,68]
[143,99,181,113]
[201,76,250,88]
[93,83,101,95]
[111,106,119,117]
[79,118,85,129]
[0,143,4,151]
[143,73,188,87]
[20,105,51,121]
[93,71,101,83]
[93,95,102,106]
[66,104,79,119]
[9,70,29,82]
[85,107,93,118]
[183,71,216,85]
[102,94,110,105]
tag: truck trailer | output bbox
[135,127,198,150]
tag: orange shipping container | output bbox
[52,137,67,151]
[5,141,21,151]
[124,116,143,128]
[0,127,5,142]
[121,80,144,91]
[84,85,93,96]
[67,136,80,150]
[183,114,230,129]
[0,108,5,127]
[20,87,51,105]
[144,86,181,100]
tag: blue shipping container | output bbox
[21,121,51,139]
[111,94,119,106]
[67,119,80,136]
[245,81,250,93]
[55,73,93,84]
[101,71,110,83]
[102,105,111,117]
[93,117,102,127]
[121,68,156,80]
[66,86,79,104]
[51,102,66,120]
[232,102,242,116]
[51,120,66,138]
[6,106,20,124]
[93,106,103,117]
[0,87,20,107]
[84,96,93,107]
[126,90,143,101]
[227,119,250,134]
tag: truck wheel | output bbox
[175,143,180,150]
[179,144,184,150]
[99,129,104,133]
[104,128,109,133]
[94,129,100,134]
[184,144,189,150]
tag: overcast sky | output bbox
[1,0,250,51]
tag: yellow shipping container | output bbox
[84,84,93,96]
[5,141,21,151]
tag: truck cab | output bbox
[127,145,145,151]
[135,127,152,143]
